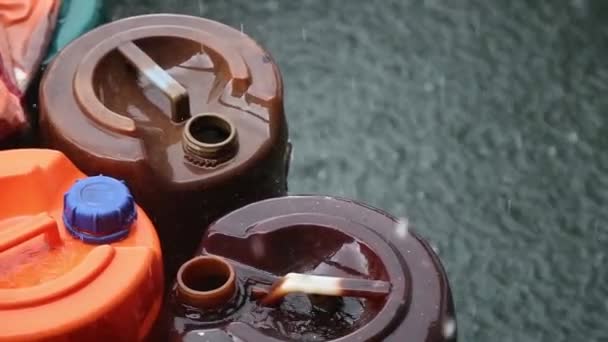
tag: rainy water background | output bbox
[107,1,608,341]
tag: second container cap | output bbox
[63,175,136,244]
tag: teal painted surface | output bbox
[44,0,105,64]
[106,1,608,341]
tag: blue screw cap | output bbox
[63,175,137,244]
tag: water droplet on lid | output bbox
[251,235,265,260]
[186,312,201,319]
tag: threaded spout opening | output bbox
[176,256,237,309]
[182,113,237,167]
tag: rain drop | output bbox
[251,235,265,260]
[395,218,409,239]
[442,317,456,339]
[431,243,440,254]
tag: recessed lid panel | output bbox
[41,14,286,183]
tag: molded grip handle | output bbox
[0,245,115,309]
[0,213,117,309]
[0,213,61,253]
[74,25,251,135]
[117,41,191,123]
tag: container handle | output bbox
[0,214,117,309]
[0,213,62,253]
[254,273,391,306]
[117,41,191,123]
[74,25,251,134]
[0,245,116,309]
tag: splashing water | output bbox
[431,243,440,255]
[395,218,409,239]
[442,317,456,339]
[186,312,201,320]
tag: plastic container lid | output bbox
[63,175,136,244]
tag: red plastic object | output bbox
[0,0,61,140]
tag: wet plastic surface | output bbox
[0,149,163,341]
[165,196,454,341]
[107,1,608,341]
[39,14,290,282]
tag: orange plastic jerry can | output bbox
[0,149,163,341]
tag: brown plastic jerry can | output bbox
[38,14,291,280]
